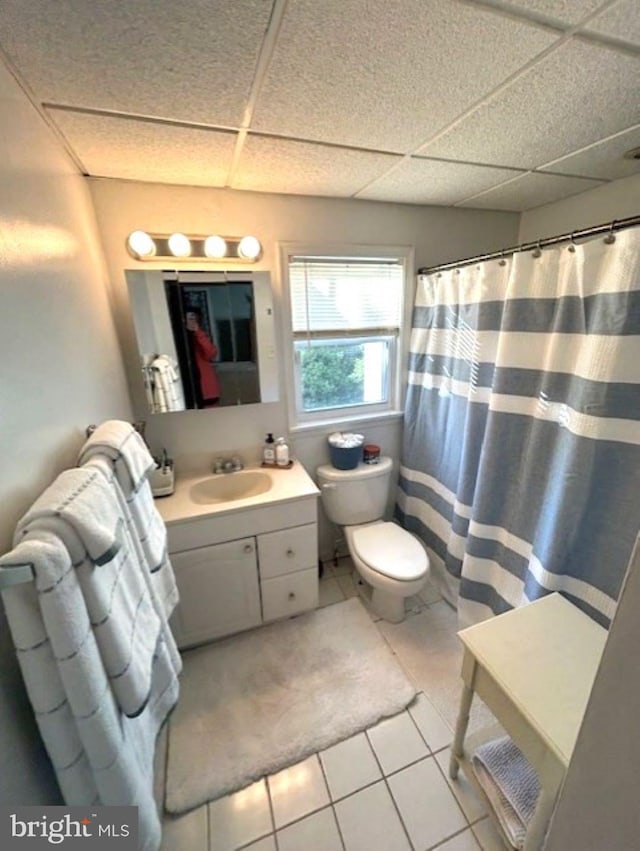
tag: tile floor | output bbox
[160,558,506,851]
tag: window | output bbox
[284,250,409,425]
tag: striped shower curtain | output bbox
[397,226,640,629]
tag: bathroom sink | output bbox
[189,470,272,505]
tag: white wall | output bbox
[546,537,640,849]
[89,178,519,556]
[0,61,132,802]
[519,173,640,243]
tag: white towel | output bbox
[78,419,155,492]
[472,736,541,850]
[78,420,179,623]
[0,532,179,851]
[15,467,162,719]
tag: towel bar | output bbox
[0,561,35,590]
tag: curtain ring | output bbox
[603,220,617,244]
[498,250,507,266]
[532,240,542,258]
[568,232,576,253]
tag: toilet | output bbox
[317,457,429,623]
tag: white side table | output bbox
[449,593,606,849]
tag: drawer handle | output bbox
[286,548,295,557]
[244,544,253,554]
[288,592,296,600]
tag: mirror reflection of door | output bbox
[162,272,260,408]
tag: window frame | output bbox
[279,242,415,431]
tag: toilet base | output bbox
[353,572,406,623]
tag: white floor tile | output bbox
[472,817,509,851]
[435,749,486,823]
[242,836,277,851]
[334,781,411,851]
[333,556,354,576]
[207,779,273,850]
[319,576,346,608]
[268,755,330,829]
[377,603,495,733]
[408,692,452,752]
[277,807,343,851]
[419,579,443,606]
[366,711,429,775]
[436,828,482,850]
[160,806,207,851]
[336,572,359,599]
[320,732,381,800]
[387,756,467,850]
[404,595,426,617]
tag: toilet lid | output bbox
[352,522,428,581]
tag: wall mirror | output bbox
[125,269,278,413]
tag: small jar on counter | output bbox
[363,444,381,464]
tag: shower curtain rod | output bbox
[417,213,640,275]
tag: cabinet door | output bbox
[170,537,261,649]
[257,523,318,579]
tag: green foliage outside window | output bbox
[299,344,365,410]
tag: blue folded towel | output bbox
[472,736,541,849]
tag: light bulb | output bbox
[204,235,227,258]
[238,235,261,260]
[127,230,156,258]
[168,233,191,257]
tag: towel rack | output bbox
[0,561,35,591]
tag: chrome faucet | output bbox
[213,455,244,474]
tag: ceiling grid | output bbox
[0,0,637,211]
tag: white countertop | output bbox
[154,460,320,526]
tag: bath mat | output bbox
[165,597,416,813]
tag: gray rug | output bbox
[165,597,416,813]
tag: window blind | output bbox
[289,257,403,335]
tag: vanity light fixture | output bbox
[126,231,263,262]
[127,230,156,259]
[238,235,262,261]
[203,235,228,258]
[167,232,191,258]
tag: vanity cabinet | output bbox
[169,537,261,648]
[164,486,319,650]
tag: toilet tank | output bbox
[316,457,393,525]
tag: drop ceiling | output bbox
[1,0,639,212]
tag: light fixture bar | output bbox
[126,232,262,262]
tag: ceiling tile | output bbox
[419,38,640,168]
[48,111,237,186]
[585,0,640,47]
[500,0,605,24]
[251,0,557,153]
[0,0,271,126]
[458,171,604,211]
[540,125,640,179]
[356,157,523,204]
[231,135,401,197]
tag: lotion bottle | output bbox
[263,433,276,466]
[275,436,290,467]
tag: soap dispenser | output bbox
[263,433,276,466]
[275,436,290,468]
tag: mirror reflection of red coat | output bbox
[192,327,221,400]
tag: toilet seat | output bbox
[351,522,428,582]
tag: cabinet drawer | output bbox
[257,523,318,579]
[261,567,318,621]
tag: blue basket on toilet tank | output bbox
[328,432,365,470]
